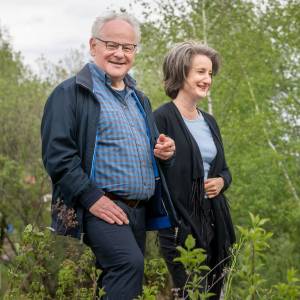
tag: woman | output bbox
[154,41,235,299]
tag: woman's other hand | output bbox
[204,177,224,198]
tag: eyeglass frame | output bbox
[94,37,137,53]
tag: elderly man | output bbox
[41,12,177,299]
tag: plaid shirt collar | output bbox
[89,62,136,89]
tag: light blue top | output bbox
[183,112,217,180]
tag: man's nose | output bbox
[113,46,125,56]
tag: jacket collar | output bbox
[76,63,94,93]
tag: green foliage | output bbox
[3,225,104,299]
[144,258,168,292]
[226,214,273,299]
[1,1,300,298]
[175,235,208,274]
[4,224,55,299]
[56,251,104,300]
[135,0,300,287]
[136,286,157,300]
[224,213,300,300]
[3,216,300,300]
[272,268,300,300]
[137,258,169,299]
[0,28,52,246]
[174,235,214,299]
[0,155,50,236]
[0,26,54,296]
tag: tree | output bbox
[133,0,300,285]
[0,29,52,297]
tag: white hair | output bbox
[91,12,141,43]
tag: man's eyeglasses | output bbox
[95,37,137,54]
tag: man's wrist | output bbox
[79,188,105,210]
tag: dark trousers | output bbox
[159,227,223,299]
[84,200,146,300]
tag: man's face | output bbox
[90,19,137,84]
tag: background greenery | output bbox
[0,0,299,298]
[135,0,300,283]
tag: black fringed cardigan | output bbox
[154,102,236,266]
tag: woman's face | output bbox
[181,54,213,101]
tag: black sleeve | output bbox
[138,94,175,168]
[153,107,168,134]
[210,116,232,191]
[153,106,175,168]
[219,158,232,192]
[41,83,103,209]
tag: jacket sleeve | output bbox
[218,157,232,192]
[153,106,176,168]
[210,116,232,192]
[41,83,104,209]
[153,108,168,134]
[139,94,174,168]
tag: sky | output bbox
[0,0,141,72]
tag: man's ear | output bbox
[89,38,96,57]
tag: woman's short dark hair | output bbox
[163,41,220,99]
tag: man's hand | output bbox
[89,196,129,225]
[204,177,224,198]
[154,134,175,160]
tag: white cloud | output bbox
[0,0,138,72]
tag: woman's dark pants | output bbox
[159,227,223,299]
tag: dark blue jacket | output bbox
[41,64,178,240]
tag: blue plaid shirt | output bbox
[89,63,156,200]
